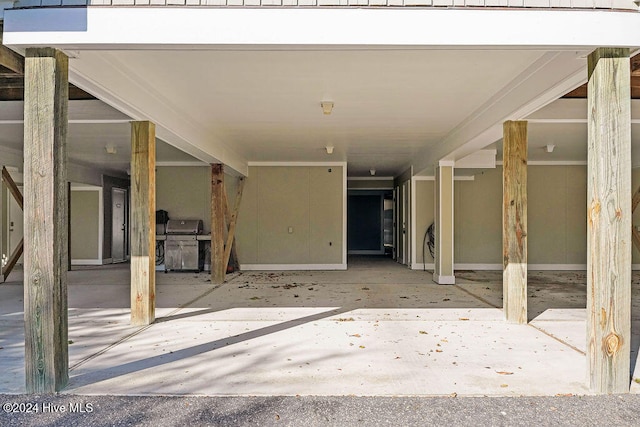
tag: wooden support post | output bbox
[223,178,245,271]
[433,162,455,285]
[130,121,156,326]
[23,48,69,393]
[211,164,225,284]
[587,48,631,394]
[503,120,528,325]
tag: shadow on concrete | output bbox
[66,306,353,390]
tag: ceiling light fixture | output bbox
[321,101,334,115]
[325,145,334,155]
[370,168,376,176]
[545,144,555,153]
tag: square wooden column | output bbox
[433,162,455,285]
[503,120,528,324]
[130,121,156,326]
[587,48,631,394]
[211,164,226,284]
[23,48,69,393]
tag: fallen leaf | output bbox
[459,317,470,321]
[359,345,366,349]
[249,297,261,300]
[419,331,428,335]
[395,356,401,359]
[449,392,457,398]
[436,349,443,353]
[443,298,450,302]
[336,317,355,322]
[496,371,514,376]
[500,384,509,388]
[349,334,361,338]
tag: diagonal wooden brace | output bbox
[1,166,24,282]
[223,178,245,274]
[633,186,640,252]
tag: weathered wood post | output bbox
[587,48,631,394]
[211,164,225,283]
[23,48,69,392]
[131,121,156,326]
[503,120,528,324]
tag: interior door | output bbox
[111,188,127,263]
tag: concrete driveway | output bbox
[1,257,639,396]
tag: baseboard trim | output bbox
[449,263,640,271]
[433,273,456,285]
[71,259,102,266]
[455,263,502,270]
[241,263,347,271]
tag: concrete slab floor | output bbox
[1,257,640,396]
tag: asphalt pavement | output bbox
[2,394,640,427]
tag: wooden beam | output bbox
[23,48,69,393]
[633,186,640,214]
[2,166,23,210]
[1,167,25,281]
[0,75,26,89]
[222,182,240,271]
[0,46,25,75]
[503,120,528,325]
[223,178,245,272]
[130,121,156,326]
[2,238,23,282]
[211,164,225,284]
[587,48,631,394]
[632,227,640,253]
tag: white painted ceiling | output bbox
[69,48,549,176]
[1,49,639,177]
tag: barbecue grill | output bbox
[165,219,204,272]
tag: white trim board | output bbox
[241,264,347,271]
[495,161,588,166]
[71,259,103,266]
[248,161,347,167]
[156,162,208,167]
[412,176,475,181]
[347,176,394,181]
[433,273,456,285]
[411,263,435,270]
[5,8,640,49]
[407,263,640,271]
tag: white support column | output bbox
[433,161,455,285]
[586,47,631,394]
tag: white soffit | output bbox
[4,8,640,50]
[455,150,497,169]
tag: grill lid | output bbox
[166,219,203,235]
